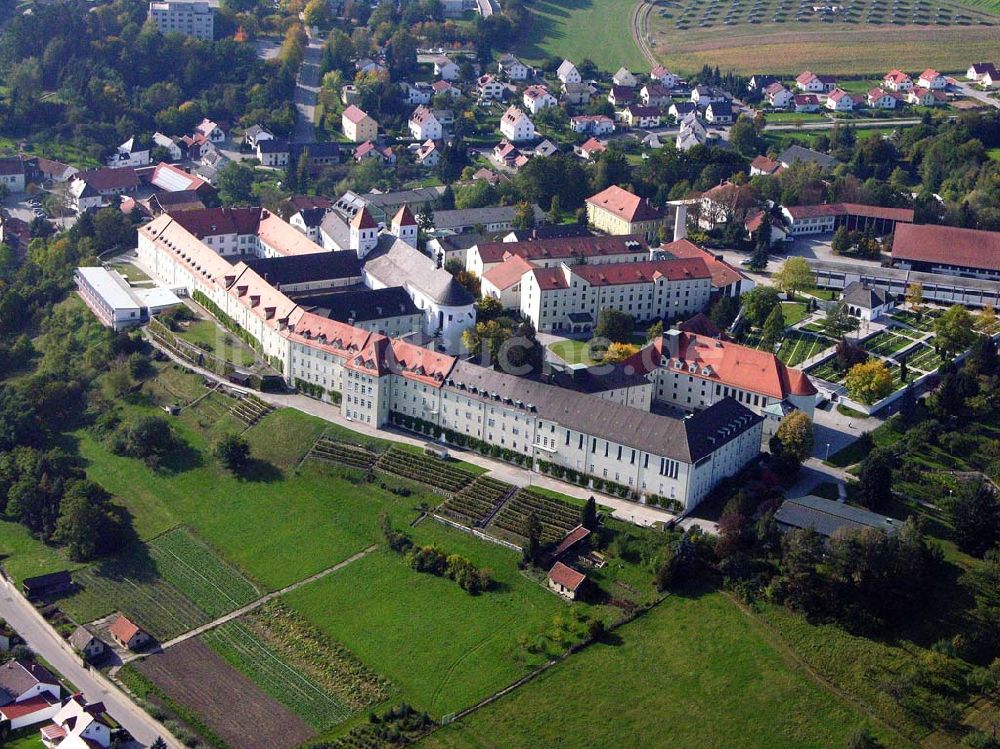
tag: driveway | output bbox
[950,79,1000,109]
[292,36,323,143]
[0,576,181,748]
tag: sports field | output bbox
[421,590,907,749]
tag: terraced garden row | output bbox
[489,489,582,545]
[375,448,477,493]
[309,437,379,470]
[439,476,514,527]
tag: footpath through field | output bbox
[0,575,183,748]
[122,545,377,663]
[143,333,710,533]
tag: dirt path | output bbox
[631,0,657,67]
[121,545,376,664]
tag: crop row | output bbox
[203,620,351,730]
[376,449,474,492]
[149,528,261,619]
[490,490,581,544]
[903,344,943,372]
[440,477,513,525]
[311,438,378,470]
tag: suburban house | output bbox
[432,80,461,99]
[561,81,596,105]
[622,104,661,128]
[867,88,898,109]
[608,85,635,106]
[676,113,710,151]
[432,56,460,80]
[243,124,273,149]
[548,561,586,600]
[0,660,61,730]
[570,114,615,135]
[409,106,443,141]
[402,81,433,105]
[356,58,388,76]
[883,69,913,91]
[781,202,914,236]
[256,138,290,167]
[691,85,726,106]
[532,138,559,158]
[777,144,835,170]
[775,495,898,538]
[765,82,795,108]
[698,182,758,228]
[476,74,505,100]
[68,627,107,663]
[841,280,893,321]
[34,157,78,184]
[354,141,396,165]
[705,101,734,124]
[795,71,837,92]
[414,139,440,167]
[586,184,671,242]
[891,223,1000,280]
[650,65,680,88]
[342,105,378,143]
[749,74,779,91]
[749,155,783,176]
[557,60,581,84]
[669,101,697,120]
[576,137,606,160]
[70,168,138,211]
[194,118,226,143]
[0,157,27,193]
[492,140,528,170]
[907,87,943,106]
[612,67,638,87]
[918,68,947,89]
[825,88,854,111]
[966,62,998,83]
[522,84,558,114]
[40,693,120,749]
[498,53,529,80]
[499,106,536,142]
[108,615,151,651]
[640,83,672,107]
[793,94,821,112]
[106,136,151,168]
[744,209,789,245]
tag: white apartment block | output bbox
[148,0,215,40]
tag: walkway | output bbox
[292,32,323,143]
[123,545,376,663]
[144,333,690,531]
[0,576,183,748]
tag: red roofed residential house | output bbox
[825,88,854,111]
[576,137,607,160]
[548,561,587,600]
[749,155,783,176]
[342,105,378,143]
[918,68,947,89]
[40,693,118,749]
[108,615,151,651]
[867,88,898,109]
[0,660,61,730]
[764,82,795,108]
[907,87,945,106]
[522,85,558,115]
[499,105,535,142]
[883,69,913,91]
[793,94,821,112]
[795,71,837,93]
[586,185,670,242]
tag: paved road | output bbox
[292,34,323,144]
[0,576,181,748]
[951,78,1000,109]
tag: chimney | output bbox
[673,204,688,242]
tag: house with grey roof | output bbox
[841,281,892,321]
[431,204,545,234]
[69,626,108,663]
[777,144,836,171]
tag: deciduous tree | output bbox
[845,360,893,405]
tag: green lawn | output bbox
[283,520,571,718]
[174,319,257,368]
[0,518,79,584]
[514,0,646,72]
[548,339,604,365]
[420,590,906,749]
[781,300,809,326]
[988,147,1000,161]
[2,728,45,749]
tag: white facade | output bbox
[148,0,215,39]
[557,60,581,84]
[409,107,443,141]
[500,106,536,142]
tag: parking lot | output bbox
[3,189,77,232]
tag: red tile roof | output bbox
[77,167,139,191]
[548,561,586,591]
[388,339,456,386]
[679,312,727,340]
[892,223,1000,273]
[571,257,711,286]
[289,195,332,211]
[530,266,568,290]
[1,694,57,720]
[919,68,942,81]
[168,206,262,237]
[351,206,377,230]
[784,202,914,222]
[580,137,606,154]
[343,105,372,124]
[476,235,647,265]
[884,69,911,84]
[345,334,392,376]
[109,614,142,644]
[661,242,736,278]
[393,205,416,226]
[551,524,591,558]
[749,155,782,174]
[586,185,664,223]
[482,254,534,290]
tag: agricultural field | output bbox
[421,590,904,749]
[439,476,514,527]
[376,448,478,493]
[515,0,646,72]
[132,638,315,749]
[646,0,1000,76]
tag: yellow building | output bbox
[586,185,669,243]
[342,105,378,143]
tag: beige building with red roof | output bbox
[586,185,671,242]
[342,105,378,143]
[548,561,586,599]
[891,223,1000,280]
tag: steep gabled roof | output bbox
[586,185,664,223]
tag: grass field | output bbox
[421,590,906,749]
[284,521,570,718]
[515,0,646,72]
[174,319,257,368]
[745,328,832,367]
[647,17,1000,76]
[781,301,810,326]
